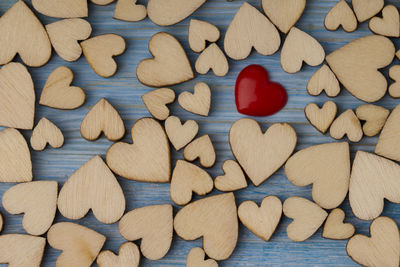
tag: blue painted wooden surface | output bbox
[0,0,399,266]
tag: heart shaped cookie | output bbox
[30,118,64,151]
[178,82,211,116]
[114,0,147,22]
[187,247,218,267]
[81,34,126,78]
[174,193,238,260]
[285,142,350,209]
[352,0,384,22]
[369,5,400,37]
[47,222,106,267]
[324,0,357,32]
[189,19,220,53]
[184,135,216,168]
[376,103,400,160]
[195,43,229,77]
[32,0,88,18]
[142,88,175,120]
[356,104,389,137]
[119,204,173,260]
[389,65,400,98]
[326,35,395,102]
[230,119,297,186]
[80,98,125,141]
[137,32,194,87]
[238,196,282,241]
[224,2,280,60]
[165,116,198,151]
[106,118,171,182]
[322,208,355,240]
[97,242,140,267]
[330,109,363,142]
[307,64,340,97]
[214,160,247,192]
[2,180,57,236]
[304,101,337,134]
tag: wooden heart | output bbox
[389,65,400,98]
[307,64,340,97]
[114,0,147,22]
[32,0,88,18]
[283,197,328,242]
[347,216,399,267]
[356,104,389,137]
[0,1,51,67]
[170,160,213,205]
[178,82,211,116]
[97,242,140,267]
[0,234,46,267]
[0,63,35,130]
[261,0,306,33]
[0,128,32,183]
[183,135,216,168]
[195,43,229,77]
[224,2,280,60]
[285,142,350,209]
[30,118,64,151]
[119,204,173,260]
[39,66,86,110]
[47,222,106,267]
[81,34,126,78]
[187,247,218,267]
[189,19,220,53]
[214,160,247,192]
[142,88,175,120]
[80,98,125,141]
[352,0,384,22]
[58,156,125,224]
[324,0,357,32]
[330,109,363,142]
[376,103,400,161]
[147,0,206,26]
[106,118,171,182]
[137,32,194,87]
[369,5,400,37]
[2,180,57,236]
[281,27,325,74]
[349,151,400,220]
[230,119,297,186]
[304,101,337,134]
[165,116,198,151]
[174,193,238,260]
[326,35,395,102]
[238,195,282,241]
[322,208,355,240]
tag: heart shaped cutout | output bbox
[178,82,211,116]
[187,247,218,267]
[165,116,198,151]
[352,0,384,22]
[376,103,400,160]
[307,64,340,97]
[389,65,400,98]
[330,109,363,142]
[195,43,229,77]
[305,101,337,134]
[30,118,64,151]
[356,104,389,137]
[322,208,355,240]
[32,0,88,18]
[97,242,140,267]
[119,204,173,260]
[369,5,400,37]
[214,160,247,192]
[189,19,220,53]
[324,0,357,32]
[114,0,147,22]
[183,135,216,168]
[142,88,175,120]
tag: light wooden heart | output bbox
[238,196,282,241]
[0,234,46,267]
[0,128,32,183]
[322,208,355,240]
[165,116,198,150]
[142,88,175,121]
[304,101,337,134]
[106,118,171,182]
[170,160,213,205]
[326,35,395,102]
[58,156,125,224]
[214,160,247,192]
[283,197,328,242]
[195,43,229,77]
[261,0,306,34]
[349,151,400,220]
[147,0,206,26]
[97,242,140,267]
[307,64,340,97]
[32,0,88,18]
[174,193,238,260]
[230,119,297,186]
[369,5,400,37]
[114,0,147,22]
[356,104,389,137]
[189,19,220,53]
[281,27,325,74]
[324,0,357,32]
[347,216,399,267]
[187,247,218,267]
[81,34,126,78]
[0,62,35,130]
[0,1,51,67]
[46,19,91,62]
[39,66,86,110]
[389,65,400,98]
[224,2,280,60]
[30,118,64,151]
[137,32,194,87]
[119,204,173,260]
[47,222,106,267]
[330,109,363,142]
[178,82,211,116]
[376,103,400,161]
[184,135,216,168]
[352,0,384,22]
[2,180,57,236]
[80,98,125,141]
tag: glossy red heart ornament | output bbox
[235,64,287,116]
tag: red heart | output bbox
[235,65,287,116]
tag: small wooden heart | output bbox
[352,0,384,22]
[389,65,400,98]
[114,0,147,22]
[305,101,337,134]
[97,242,140,267]
[195,43,229,77]
[142,88,175,121]
[369,5,400,37]
[376,103,400,161]
[189,19,220,53]
[30,118,64,151]
[307,64,340,97]
[214,160,247,192]
[324,0,357,32]
[330,109,363,142]
[178,82,211,116]
[356,104,389,137]
[165,116,198,151]
[186,247,218,267]
[322,208,355,240]
[184,135,216,168]
[32,0,88,18]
